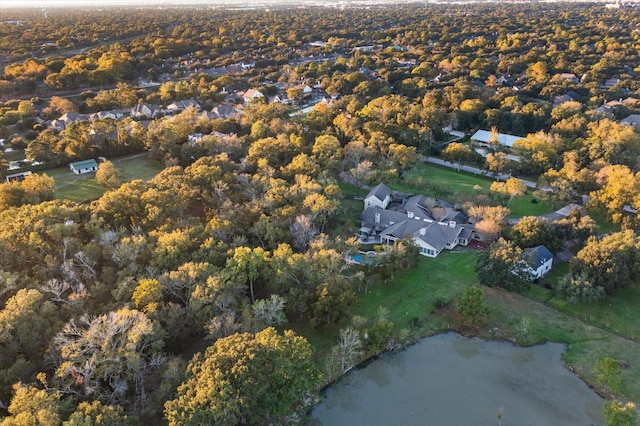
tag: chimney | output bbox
[420,227,426,235]
[449,221,456,228]
[375,213,380,224]
[408,211,414,219]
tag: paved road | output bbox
[424,157,538,189]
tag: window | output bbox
[420,247,436,256]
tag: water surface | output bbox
[309,333,603,426]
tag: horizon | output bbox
[0,0,628,10]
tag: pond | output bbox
[308,333,604,426]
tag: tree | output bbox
[96,160,121,189]
[475,238,529,291]
[604,401,639,426]
[457,286,489,325]
[252,294,287,328]
[0,289,55,403]
[63,401,133,426]
[53,309,165,406]
[512,132,558,176]
[0,150,8,178]
[1,383,61,426]
[485,152,513,177]
[555,271,605,304]
[310,277,355,330]
[164,328,321,426]
[442,142,475,171]
[327,327,362,376]
[467,205,510,242]
[131,278,163,313]
[312,134,342,174]
[489,177,526,202]
[227,246,271,304]
[570,230,640,296]
[509,215,562,253]
[589,165,640,224]
[21,173,56,205]
[595,357,622,394]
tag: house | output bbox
[69,159,98,175]
[131,103,161,119]
[166,99,201,114]
[50,112,86,131]
[203,104,243,120]
[470,129,524,149]
[269,94,291,105]
[359,184,473,258]
[89,110,123,121]
[621,114,640,128]
[556,73,579,84]
[603,78,621,88]
[364,183,392,209]
[5,171,32,183]
[294,83,314,95]
[241,89,265,105]
[521,245,554,280]
[552,91,584,107]
[187,133,205,145]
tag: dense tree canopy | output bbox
[164,328,321,426]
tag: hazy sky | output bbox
[1,0,262,8]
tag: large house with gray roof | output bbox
[359,183,474,258]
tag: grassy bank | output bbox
[478,286,640,402]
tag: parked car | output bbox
[471,240,485,250]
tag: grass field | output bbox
[352,250,478,328]
[52,153,163,202]
[401,163,491,196]
[290,249,480,365]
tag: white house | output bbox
[470,129,524,149]
[131,103,162,119]
[69,159,98,175]
[5,171,32,183]
[364,183,392,209]
[521,245,554,280]
[242,89,265,105]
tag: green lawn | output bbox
[401,163,491,197]
[289,249,480,366]
[352,250,478,328]
[394,163,555,218]
[52,153,163,202]
[587,209,620,234]
[507,193,553,218]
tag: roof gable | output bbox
[366,183,391,202]
[522,245,553,269]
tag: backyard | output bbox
[49,153,163,202]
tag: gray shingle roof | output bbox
[522,245,553,269]
[361,207,408,228]
[366,183,391,203]
[414,222,463,251]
